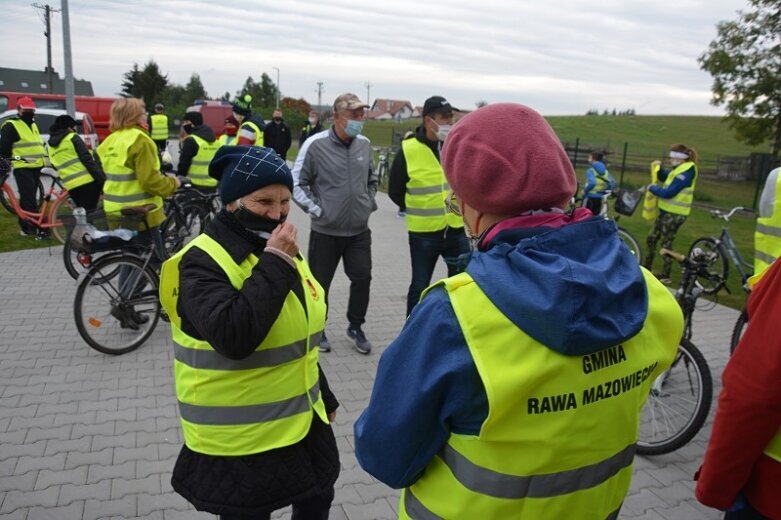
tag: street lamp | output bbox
[273,67,280,109]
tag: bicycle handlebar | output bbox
[709,206,745,221]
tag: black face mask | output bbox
[182,123,194,134]
[19,112,35,124]
[233,200,286,234]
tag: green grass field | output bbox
[2,115,772,310]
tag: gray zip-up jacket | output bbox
[292,128,378,236]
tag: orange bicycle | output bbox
[0,156,75,243]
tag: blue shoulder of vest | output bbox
[354,287,487,489]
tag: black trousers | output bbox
[68,180,103,212]
[13,167,42,233]
[308,229,371,327]
[219,486,334,520]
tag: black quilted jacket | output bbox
[170,210,340,516]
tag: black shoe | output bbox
[110,306,139,331]
[346,326,372,355]
[129,310,150,325]
[19,228,36,237]
[318,332,331,353]
[35,230,51,241]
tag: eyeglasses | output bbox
[445,192,462,217]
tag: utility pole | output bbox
[33,3,60,93]
[316,81,323,112]
[365,81,372,108]
[273,67,280,108]
[61,0,75,115]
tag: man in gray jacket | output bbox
[292,93,378,355]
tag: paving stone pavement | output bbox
[0,192,737,519]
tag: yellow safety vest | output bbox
[47,132,94,190]
[98,128,164,227]
[588,168,612,195]
[657,161,698,216]
[2,119,45,169]
[402,138,462,233]
[642,163,660,221]
[400,269,682,520]
[217,133,237,147]
[240,120,264,146]
[754,172,781,274]
[159,233,329,456]
[186,134,220,188]
[149,114,169,141]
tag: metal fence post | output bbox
[573,138,580,170]
[620,142,628,187]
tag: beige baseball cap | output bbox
[333,93,369,112]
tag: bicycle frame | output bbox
[718,227,753,287]
[1,170,70,229]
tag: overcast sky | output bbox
[2,0,749,115]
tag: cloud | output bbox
[2,0,747,114]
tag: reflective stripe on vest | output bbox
[401,269,682,519]
[402,138,462,232]
[241,120,264,146]
[149,114,169,140]
[754,172,781,274]
[48,132,94,190]
[187,134,220,187]
[3,119,45,168]
[158,233,329,456]
[657,161,697,216]
[97,128,163,226]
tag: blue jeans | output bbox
[406,228,470,316]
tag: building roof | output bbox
[370,99,413,116]
[0,67,94,96]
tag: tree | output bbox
[475,100,488,109]
[184,73,208,102]
[237,72,279,111]
[120,60,169,105]
[698,0,781,158]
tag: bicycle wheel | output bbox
[49,195,76,244]
[730,309,748,355]
[1,176,44,214]
[617,227,642,264]
[636,339,712,455]
[74,255,160,355]
[688,237,728,295]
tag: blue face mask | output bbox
[344,119,364,138]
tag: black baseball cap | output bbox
[422,96,457,117]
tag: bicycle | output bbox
[61,179,217,280]
[688,206,754,296]
[0,156,75,243]
[580,188,644,263]
[686,206,754,354]
[69,205,166,355]
[372,146,392,190]
[636,246,714,455]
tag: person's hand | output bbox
[328,410,337,422]
[651,160,661,166]
[168,174,181,188]
[266,221,299,257]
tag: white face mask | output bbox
[435,124,452,141]
[308,117,317,125]
[430,119,452,141]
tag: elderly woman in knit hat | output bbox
[159,145,339,520]
[355,104,683,519]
